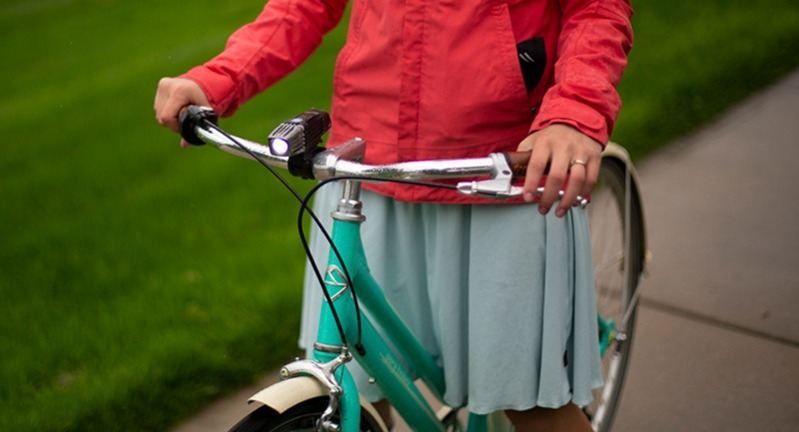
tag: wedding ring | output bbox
[570,159,587,167]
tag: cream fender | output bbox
[248,376,387,430]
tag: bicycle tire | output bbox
[228,397,385,432]
[584,155,646,432]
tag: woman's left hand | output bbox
[518,124,603,218]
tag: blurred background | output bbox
[1,1,797,431]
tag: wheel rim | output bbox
[584,161,641,431]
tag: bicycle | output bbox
[178,105,647,432]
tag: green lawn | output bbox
[1,0,797,431]
[1,1,343,430]
[614,0,799,157]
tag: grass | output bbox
[614,0,799,158]
[0,0,797,431]
[0,1,342,430]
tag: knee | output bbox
[504,403,591,432]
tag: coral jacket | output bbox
[184,0,633,203]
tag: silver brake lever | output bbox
[456,153,519,199]
[456,153,588,207]
[456,181,524,199]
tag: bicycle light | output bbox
[268,110,331,157]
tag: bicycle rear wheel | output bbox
[584,154,646,432]
[228,397,385,432]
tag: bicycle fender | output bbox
[248,376,328,413]
[247,376,386,429]
[603,142,633,170]
[603,141,649,270]
[603,142,643,192]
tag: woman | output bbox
[154,1,633,429]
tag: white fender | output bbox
[603,142,634,172]
[248,376,387,430]
[603,142,643,194]
[601,141,649,268]
[249,376,328,414]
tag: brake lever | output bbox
[456,153,587,207]
[456,153,520,199]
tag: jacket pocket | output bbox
[517,37,547,93]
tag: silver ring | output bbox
[570,159,587,167]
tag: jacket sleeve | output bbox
[182,0,349,117]
[530,0,633,145]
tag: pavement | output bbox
[611,68,799,431]
[171,69,799,432]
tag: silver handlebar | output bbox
[193,123,527,200]
[193,121,587,205]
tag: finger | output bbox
[523,144,550,204]
[154,89,165,114]
[154,78,169,109]
[540,153,569,215]
[581,158,601,198]
[557,161,587,217]
[153,78,174,122]
[159,96,188,132]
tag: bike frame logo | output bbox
[323,265,350,302]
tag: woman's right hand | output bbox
[153,77,211,148]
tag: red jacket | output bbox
[184,0,633,203]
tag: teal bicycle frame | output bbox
[311,181,470,431]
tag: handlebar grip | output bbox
[179,105,219,146]
[505,151,532,178]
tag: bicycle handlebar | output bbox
[179,106,580,203]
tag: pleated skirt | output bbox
[299,184,603,414]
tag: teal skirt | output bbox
[299,184,603,414]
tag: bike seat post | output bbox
[332,180,366,222]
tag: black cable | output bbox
[297,176,462,353]
[295,176,457,353]
[198,120,459,352]
[199,121,351,347]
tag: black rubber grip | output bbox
[179,105,218,146]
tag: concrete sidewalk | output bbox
[171,70,799,432]
[611,69,799,431]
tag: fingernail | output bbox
[539,206,549,215]
[556,208,566,218]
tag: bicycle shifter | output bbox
[268,110,332,179]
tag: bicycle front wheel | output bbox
[584,153,646,432]
[228,397,385,432]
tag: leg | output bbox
[505,403,592,432]
[372,399,394,430]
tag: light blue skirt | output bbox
[299,184,603,414]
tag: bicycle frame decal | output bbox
[323,265,350,302]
